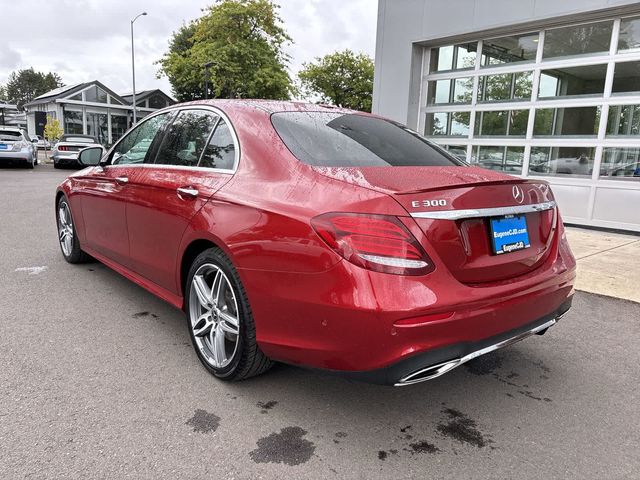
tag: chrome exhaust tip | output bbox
[394,317,558,387]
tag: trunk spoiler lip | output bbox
[395,178,550,195]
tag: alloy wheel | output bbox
[189,263,240,368]
[57,202,74,257]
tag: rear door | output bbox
[125,108,237,294]
[75,113,173,266]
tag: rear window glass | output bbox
[62,136,95,143]
[0,131,22,141]
[271,112,463,167]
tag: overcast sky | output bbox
[0,0,378,98]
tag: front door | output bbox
[76,112,173,267]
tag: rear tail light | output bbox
[58,145,69,151]
[311,213,434,275]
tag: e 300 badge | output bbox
[411,199,447,208]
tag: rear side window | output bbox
[154,110,219,167]
[199,119,236,170]
[271,112,464,167]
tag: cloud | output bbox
[0,0,377,97]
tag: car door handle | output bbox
[115,176,129,185]
[177,186,199,198]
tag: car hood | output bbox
[311,165,525,195]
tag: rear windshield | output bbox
[271,111,464,167]
[0,131,23,141]
[62,136,96,143]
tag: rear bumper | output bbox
[247,229,576,377]
[335,297,571,386]
[53,153,81,167]
[0,151,33,164]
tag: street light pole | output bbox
[130,11,147,125]
[203,62,213,99]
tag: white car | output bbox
[30,135,51,150]
[0,127,37,168]
[52,134,101,169]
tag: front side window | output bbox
[154,110,219,167]
[272,112,464,167]
[110,112,172,165]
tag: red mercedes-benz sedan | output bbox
[55,100,576,386]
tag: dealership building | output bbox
[374,0,640,232]
[23,81,174,146]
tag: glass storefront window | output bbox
[600,147,640,179]
[477,71,533,102]
[86,112,108,144]
[148,95,167,109]
[543,21,613,59]
[481,33,539,66]
[529,147,596,176]
[63,110,83,135]
[539,64,607,99]
[618,16,640,53]
[111,114,129,143]
[607,104,640,136]
[435,144,468,161]
[474,110,528,136]
[429,42,478,72]
[428,77,473,104]
[472,146,524,173]
[533,107,601,137]
[425,112,470,136]
[84,86,108,104]
[612,61,640,95]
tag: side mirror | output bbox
[32,138,38,143]
[78,146,105,167]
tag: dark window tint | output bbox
[148,94,167,109]
[111,113,171,165]
[271,112,463,167]
[0,130,23,141]
[200,119,236,169]
[154,110,218,167]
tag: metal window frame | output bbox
[417,14,640,232]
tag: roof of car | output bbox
[180,99,357,115]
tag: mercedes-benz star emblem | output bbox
[512,185,525,204]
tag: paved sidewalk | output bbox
[566,226,640,303]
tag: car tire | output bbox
[56,196,91,264]
[27,158,34,169]
[186,247,273,381]
[53,161,60,169]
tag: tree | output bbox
[298,50,374,112]
[5,69,64,109]
[157,0,294,101]
[44,116,64,144]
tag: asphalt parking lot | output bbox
[1,164,639,479]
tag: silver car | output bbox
[0,127,37,168]
[52,134,101,169]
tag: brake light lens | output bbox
[311,213,434,275]
[58,145,69,151]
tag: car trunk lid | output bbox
[313,166,558,283]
